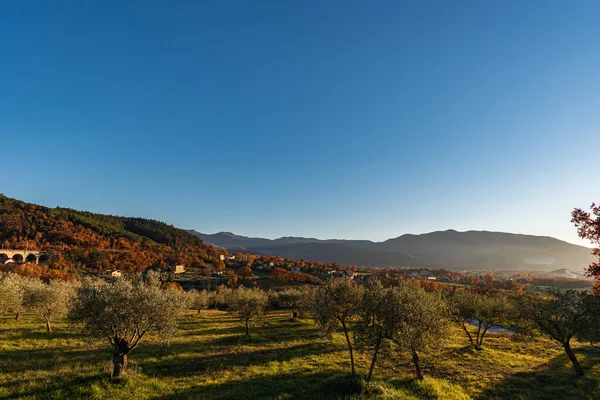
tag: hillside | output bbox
[378,230,595,271]
[187,230,379,250]
[188,231,420,268]
[190,229,595,271]
[3,194,593,273]
[245,242,424,268]
[0,195,220,272]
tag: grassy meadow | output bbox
[1,310,599,400]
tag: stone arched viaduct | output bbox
[0,249,45,265]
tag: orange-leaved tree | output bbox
[572,203,600,294]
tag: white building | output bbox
[171,265,186,274]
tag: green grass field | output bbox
[1,311,599,400]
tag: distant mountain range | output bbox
[188,229,595,271]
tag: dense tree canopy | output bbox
[312,278,363,377]
[450,290,510,348]
[69,277,188,377]
[389,282,450,380]
[227,286,269,336]
[513,291,600,376]
[0,272,26,319]
[572,203,600,293]
[355,278,394,382]
[28,279,76,332]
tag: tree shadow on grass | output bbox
[0,346,107,374]
[0,374,103,400]
[0,326,80,342]
[177,314,318,339]
[387,377,435,399]
[181,316,320,345]
[176,323,315,339]
[150,371,352,400]
[476,347,600,400]
[198,326,321,348]
[135,316,335,378]
[437,343,481,360]
[138,340,339,378]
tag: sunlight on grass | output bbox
[1,311,599,399]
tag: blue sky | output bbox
[1,1,599,245]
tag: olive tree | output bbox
[513,291,598,377]
[228,286,269,336]
[278,288,305,319]
[267,290,280,309]
[312,277,363,378]
[210,285,233,310]
[188,289,209,315]
[389,282,450,380]
[355,277,395,382]
[0,273,26,320]
[69,278,188,378]
[579,294,600,347]
[140,269,167,288]
[29,279,76,332]
[450,290,509,348]
[0,274,52,322]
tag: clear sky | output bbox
[1,1,599,245]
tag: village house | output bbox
[171,265,186,274]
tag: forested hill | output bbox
[191,229,595,271]
[0,195,221,272]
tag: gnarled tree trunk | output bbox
[475,320,482,348]
[45,317,52,332]
[477,325,490,348]
[461,322,474,345]
[112,338,131,378]
[563,340,584,377]
[411,347,423,380]
[367,336,382,382]
[341,320,356,377]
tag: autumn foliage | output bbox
[270,267,321,284]
[7,263,75,281]
[0,195,224,273]
[572,203,600,293]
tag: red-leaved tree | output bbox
[572,203,600,294]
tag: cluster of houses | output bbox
[406,270,451,282]
[253,262,274,271]
[322,269,356,279]
[103,264,186,278]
